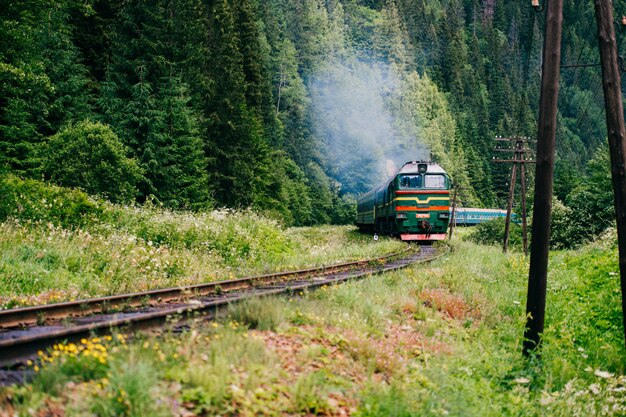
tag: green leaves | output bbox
[42,121,142,203]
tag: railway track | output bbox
[0,244,446,368]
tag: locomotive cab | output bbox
[393,162,450,240]
[356,161,452,241]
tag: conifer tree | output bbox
[372,0,413,71]
[203,0,274,208]
[38,2,93,135]
[234,0,282,145]
[101,0,210,208]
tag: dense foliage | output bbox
[42,121,142,203]
[0,0,618,235]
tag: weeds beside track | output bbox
[0,243,446,368]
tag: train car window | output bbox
[424,175,446,189]
[399,175,422,188]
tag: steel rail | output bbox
[0,244,447,368]
[0,247,411,329]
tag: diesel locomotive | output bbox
[356,161,451,241]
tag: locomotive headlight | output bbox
[397,213,407,220]
[438,212,450,219]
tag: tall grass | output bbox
[0,176,403,306]
[5,179,625,416]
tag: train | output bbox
[451,208,519,226]
[356,161,451,241]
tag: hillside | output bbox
[1,0,618,243]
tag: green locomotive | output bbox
[356,161,451,241]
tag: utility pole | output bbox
[523,0,563,356]
[493,137,535,254]
[449,186,459,239]
[594,0,626,349]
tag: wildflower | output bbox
[595,369,614,379]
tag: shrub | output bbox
[42,121,142,203]
[0,174,102,228]
[550,198,581,249]
[467,217,523,249]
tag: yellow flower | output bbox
[34,366,39,372]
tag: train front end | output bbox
[393,162,451,241]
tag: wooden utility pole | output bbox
[493,137,535,254]
[594,0,626,349]
[523,0,563,356]
[449,186,459,239]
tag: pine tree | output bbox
[38,2,93,135]
[101,0,210,208]
[203,0,274,207]
[372,0,413,71]
[234,0,282,145]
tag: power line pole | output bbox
[449,186,459,239]
[493,137,535,254]
[523,0,563,356]
[594,0,626,349]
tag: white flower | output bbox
[594,369,614,379]
[514,377,530,384]
[589,383,601,394]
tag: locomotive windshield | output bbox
[399,175,422,188]
[424,175,446,189]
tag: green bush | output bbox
[331,193,357,225]
[42,121,142,203]
[566,144,614,244]
[467,217,523,249]
[0,174,103,228]
[550,198,581,249]
[467,199,584,250]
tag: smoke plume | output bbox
[309,60,429,195]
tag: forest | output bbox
[0,0,619,245]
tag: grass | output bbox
[0,177,403,307]
[0,220,401,308]
[0,175,404,307]
[0,180,626,416]
[2,209,626,415]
